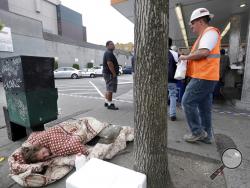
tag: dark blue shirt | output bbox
[103,50,119,75]
[168,51,178,83]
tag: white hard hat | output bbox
[190,8,214,23]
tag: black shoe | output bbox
[104,102,108,107]
[107,104,119,110]
[198,137,212,144]
[170,116,176,121]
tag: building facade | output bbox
[0,0,130,69]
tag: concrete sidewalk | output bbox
[0,92,249,187]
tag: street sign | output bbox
[0,27,14,52]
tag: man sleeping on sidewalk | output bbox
[21,119,91,164]
[8,117,134,187]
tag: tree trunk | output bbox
[133,0,171,188]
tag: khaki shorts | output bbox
[103,73,118,93]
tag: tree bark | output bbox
[133,0,172,188]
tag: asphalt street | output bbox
[55,75,134,119]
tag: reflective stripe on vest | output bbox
[186,27,221,81]
[207,54,221,58]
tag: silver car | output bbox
[54,67,82,79]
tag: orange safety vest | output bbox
[186,26,221,81]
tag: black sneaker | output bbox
[170,116,176,121]
[104,102,108,107]
[107,104,119,110]
[198,137,212,144]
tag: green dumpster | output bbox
[5,89,58,128]
[1,55,58,131]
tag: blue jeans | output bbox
[168,83,177,117]
[181,78,217,139]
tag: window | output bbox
[65,68,74,71]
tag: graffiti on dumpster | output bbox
[2,57,20,76]
[9,98,28,122]
[2,57,23,90]
[15,99,28,122]
[3,79,22,89]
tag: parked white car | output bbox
[54,67,82,79]
[92,65,123,76]
[81,68,96,78]
[92,66,103,76]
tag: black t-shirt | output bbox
[168,50,177,83]
[103,50,119,74]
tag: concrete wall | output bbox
[0,0,9,11]
[45,0,60,5]
[8,0,58,34]
[0,8,43,38]
[0,33,128,68]
[0,9,130,69]
[239,12,250,109]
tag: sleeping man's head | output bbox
[22,145,51,163]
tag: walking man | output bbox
[103,41,119,110]
[180,8,221,144]
[168,37,179,121]
[219,49,230,84]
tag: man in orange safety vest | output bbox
[179,8,221,144]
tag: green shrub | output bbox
[73,63,80,70]
[54,58,58,70]
[87,62,93,68]
[0,21,4,31]
[54,61,58,70]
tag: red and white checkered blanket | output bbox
[8,117,134,187]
